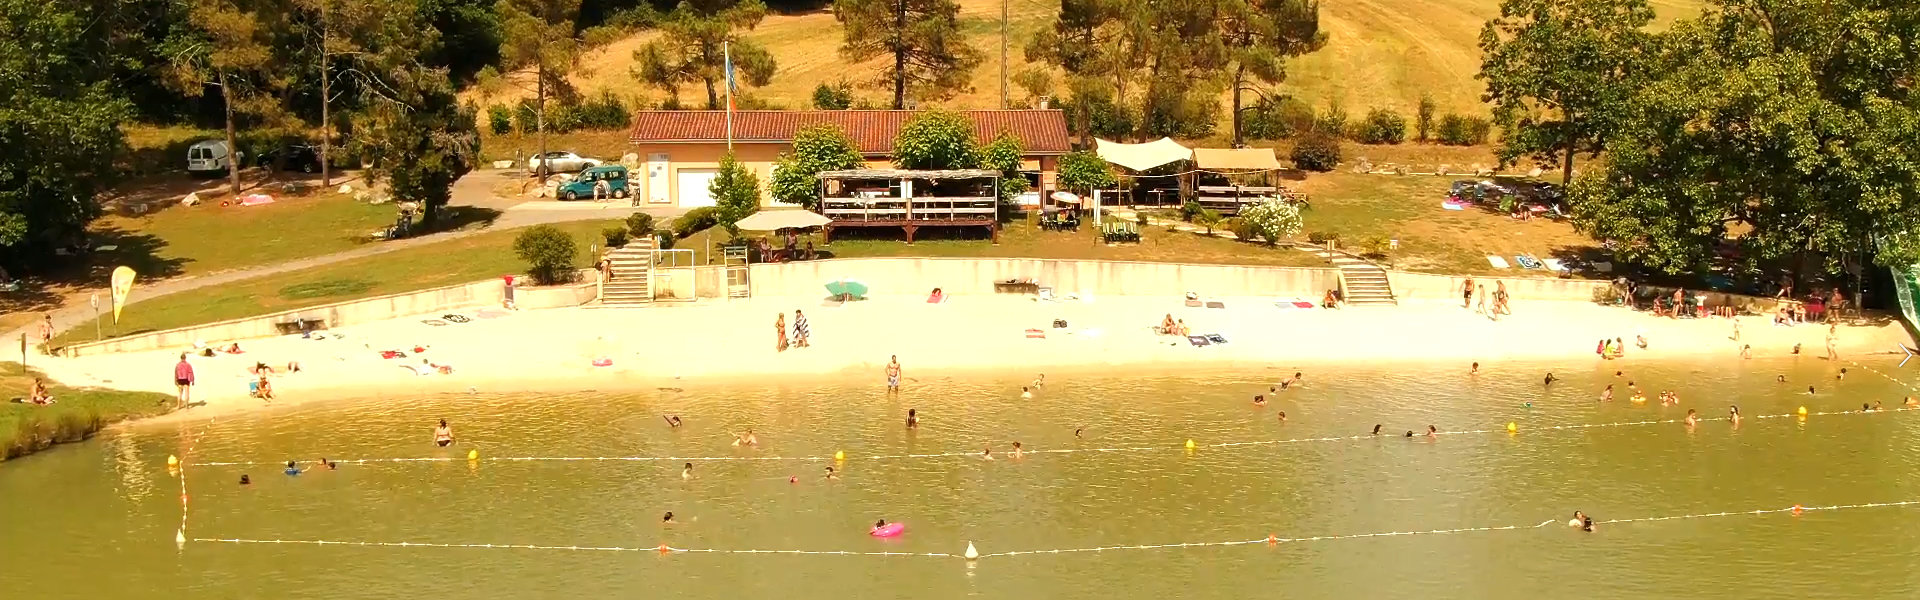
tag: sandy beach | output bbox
[29,292,1913,424]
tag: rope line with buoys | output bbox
[185,499,1920,560]
[181,406,1920,469]
[172,419,215,548]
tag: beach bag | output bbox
[1053,319,1068,328]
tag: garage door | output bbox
[676,168,719,208]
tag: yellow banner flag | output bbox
[110,266,136,323]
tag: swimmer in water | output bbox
[1729,405,1743,425]
[284,460,303,476]
[1776,375,1787,383]
[1032,374,1045,389]
[1074,428,1083,438]
[872,519,888,533]
[1426,425,1438,439]
[1862,403,1872,412]
[1569,511,1585,527]
[681,462,693,480]
[1907,396,1918,408]
[1808,386,1816,395]
[1740,344,1752,359]
[1404,430,1415,438]
[320,458,337,470]
[1582,516,1595,532]
[1253,394,1266,406]
[824,466,839,480]
[663,511,675,524]
[1544,372,1557,386]
[1371,424,1383,435]
[1471,362,1480,375]
[239,474,251,485]
[663,415,683,428]
[1601,384,1614,402]
[1012,441,1024,459]
[789,475,798,484]
[732,429,759,447]
[1615,371,1624,377]
[982,445,994,460]
[1020,387,1032,400]
[1277,411,1287,424]
[1280,372,1303,389]
[1684,409,1699,427]
[433,419,454,447]
[906,408,918,429]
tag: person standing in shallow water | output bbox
[1462,278,1475,309]
[885,356,901,391]
[173,353,196,409]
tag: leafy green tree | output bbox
[513,224,579,284]
[495,0,582,177]
[0,0,132,266]
[1477,0,1655,184]
[634,0,775,110]
[770,124,863,210]
[167,0,288,196]
[1568,0,1920,276]
[1056,151,1117,194]
[1219,0,1326,146]
[1415,93,1436,141]
[1358,108,1407,144]
[979,132,1029,205]
[710,152,761,236]
[353,0,479,228]
[419,0,503,84]
[891,110,978,170]
[1238,197,1303,245]
[833,0,982,109]
[811,81,854,109]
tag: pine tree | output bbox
[1219,0,1325,146]
[496,0,581,178]
[634,0,776,110]
[832,0,983,109]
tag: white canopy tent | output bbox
[1094,137,1193,172]
[735,209,832,231]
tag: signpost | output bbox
[91,293,101,341]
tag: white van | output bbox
[187,140,242,175]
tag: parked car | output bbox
[186,140,244,175]
[527,151,601,173]
[557,165,631,200]
[255,144,323,173]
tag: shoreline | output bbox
[35,294,1911,430]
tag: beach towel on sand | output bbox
[1205,334,1228,344]
[1187,335,1210,347]
[1486,256,1511,269]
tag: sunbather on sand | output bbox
[1160,314,1176,334]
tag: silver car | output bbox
[526,151,601,173]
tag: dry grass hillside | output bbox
[468,0,1705,120]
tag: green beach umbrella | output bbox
[825,279,869,298]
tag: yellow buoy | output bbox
[834,450,846,461]
[1184,439,1196,450]
[1797,406,1808,416]
[467,449,479,460]
[166,455,179,467]
[1506,422,1518,433]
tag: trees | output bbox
[634,0,776,110]
[832,0,982,109]
[710,152,761,236]
[891,110,977,170]
[168,0,287,196]
[1026,0,1133,144]
[1358,108,1407,144]
[1477,0,1654,185]
[0,0,132,267]
[1056,151,1116,195]
[1415,93,1436,141]
[770,125,863,210]
[979,132,1029,206]
[513,224,579,284]
[1567,0,1920,276]
[811,81,854,109]
[351,0,478,228]
[1219,0,1326,146]
[496,0,581,177]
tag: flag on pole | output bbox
[110,266,137,323]
[724,40,735,150]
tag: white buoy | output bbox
[963,541,979,560]
[175,529,186,546]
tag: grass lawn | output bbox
[1288,171,1600,275]
[91,190,399,279]
[0,362,175,461]
[54,220,618,347]
[672,217,1331,268]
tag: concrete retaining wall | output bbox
[747,257,1339,299]
[516,281,599,309]
[1387,272,1612,304]
[64,279,507,357]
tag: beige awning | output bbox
[735,209,832,231]
[1193,148,1282,171]
[1095,137,1193,172]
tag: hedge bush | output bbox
[1358,108,1408,145]
[674,206,720,238]
[601,226,629,247]
[1437,114,1495,146]
[487,105,513,135]
[1290,134,1342,172]
[512,225,579,285]
[624,213,655,240]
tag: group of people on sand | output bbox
[774,310,811,352]
[1157,314,1190,337]
[1461,278,1512,320]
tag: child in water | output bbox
[663,511,675,524]
[1252,395,1266,406]
[981,445,994,460]
[1277,411,1287,424]
[1020,387,1032,400]
[1012,441,1024,459]
[284,461,303,476]
[663,415,683,428]
[1728,405,1743,425]
[682,462,693,480]
[906,409,918,429]
[1684,409,1699,427]
[824,466,839,480]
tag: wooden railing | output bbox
[820,196,996,222]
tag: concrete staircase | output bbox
[600,239,654,307]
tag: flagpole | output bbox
[724,40,734,152]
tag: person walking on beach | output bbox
[1494,281,1510,316]
[37,314,52,353]
[886,356,901,391]
[1462,278,1474,309]
[792,310,810,348]
[775,313,788,352]
[173,353,195,409]
[1826,321,1839,360]
[1475,284,1489,317]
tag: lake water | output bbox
[5,357,1920,599]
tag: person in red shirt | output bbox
[173,353,195,409]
